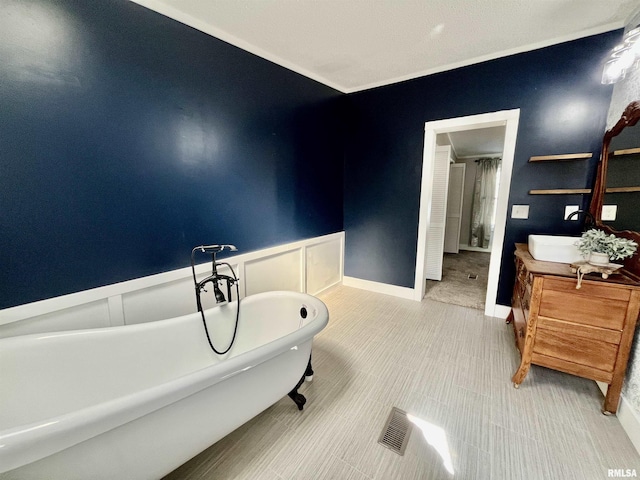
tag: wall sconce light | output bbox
[602,26,640,84]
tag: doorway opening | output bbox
[414,109,520,318]
[423,129,505,310]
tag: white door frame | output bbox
[415,109,520,317]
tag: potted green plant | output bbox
[575,229,638,266]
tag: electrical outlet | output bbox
[602,205,617,221]
[565,205,579,220]
[511,205,529,219]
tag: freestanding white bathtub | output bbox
[0,291,328,480]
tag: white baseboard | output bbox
[341,277,511,314]
[491,304,511,319]
[342,276,415,300]
[596,381,640,455]
[459,244,492,253]
[618,395,640,455]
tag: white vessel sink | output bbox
[528,235,583,264]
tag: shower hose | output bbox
[190,253,241,355]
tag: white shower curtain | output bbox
[470,157,501,249]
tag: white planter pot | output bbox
[588,252,610,266]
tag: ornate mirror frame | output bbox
[590,101,640,280]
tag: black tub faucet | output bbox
[192,245,238,304]
[565,210,595,229]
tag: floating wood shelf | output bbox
[612,147,640,156]
[529,188,591,195]
[529,186,640,195]
[528,148,638,194]
[605,186,640,193]
[529,153,592,162]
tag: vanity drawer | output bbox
[537,316,622,344]
[538,278,628,331]
[533,328,618,373]
[542,277,630,301]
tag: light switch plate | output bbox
[512,205,529,219]
[602,205,617,221]
[565,205,580,220]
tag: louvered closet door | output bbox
[444,163,466,254]
[425,146,451,281]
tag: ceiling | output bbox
[131,0,638,93]
[437,126,506,159]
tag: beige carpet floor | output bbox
[424,250,490,310]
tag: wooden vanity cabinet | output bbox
[508,244,640,414]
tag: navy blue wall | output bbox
[0,1,624,311]
[344,32,621,305]
[0,0,344,308]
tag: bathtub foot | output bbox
[287,355,313,410]
[288,391,307,411]
[305,358,314,382]
[288,369,307,410]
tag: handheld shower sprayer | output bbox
[212,282,227,304]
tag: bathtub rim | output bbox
[0,291,328,474]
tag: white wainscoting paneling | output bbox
[306,239,342,295]
[107,296,125,327]
[245,251,302,296]
[122,277,198,326]
[0,233,344,338]
[0,301,111,338]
